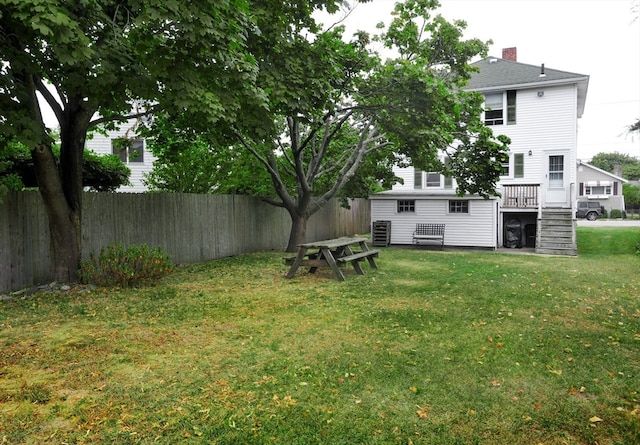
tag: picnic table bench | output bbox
[284,236,379,281]
[413,223,445,248]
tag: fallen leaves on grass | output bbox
[416,405,430,419]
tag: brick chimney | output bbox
[613,164,622,178]
[502,47,517,61]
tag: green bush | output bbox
[601,208,608,218]
[609,209,623,219]
[79,243,174,287]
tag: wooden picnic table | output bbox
[284,236,379,281]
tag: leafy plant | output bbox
[79,243,174,287]
[609,209,623,219]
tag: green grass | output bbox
[1,227,640,444]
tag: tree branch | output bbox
[33,76,64,128]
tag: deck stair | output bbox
[535,208,576,256]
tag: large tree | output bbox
[1,0,336,280]
[589,152,640,178]
[144,0,509,251]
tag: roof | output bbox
[577,160,628,183]
[466,57,590,117]
[369,189,496,200]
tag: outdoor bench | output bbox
[335,249,380,265]
[412,223,445,248]
[283,250,319,265]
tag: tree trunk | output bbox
[286,213,308,252]
[32,144,81,282]
[31,99,89,283]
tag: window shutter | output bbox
[613,182,618,195]
[579,182,584,196]
[506,90,516,124]
[414,169,422,189]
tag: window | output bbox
[112,138,144,163]
[500,157,510,176]
[506,90,516,124]
[397,200,415,213]
[484,93,503,125]
[449,200,469,213]
[484,90,516,126]
[514,153,524,178]
[425,172,440,187]
[585,185,612,196]
[414,169,423,189]
[548,155,564,187]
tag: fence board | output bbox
[1,191,370,292]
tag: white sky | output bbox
[321,0,640,161]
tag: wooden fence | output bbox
[0,191,371,293]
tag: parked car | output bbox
[576,201,604,221]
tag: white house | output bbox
[371,47,590,255]
[85,117,155,192]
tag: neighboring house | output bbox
[371,47,590,255]
[85,118,155,192]
[576,160,627,214]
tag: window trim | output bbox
[112,138,144,163]
[548,155,564,188]
[397,200,415,213]
[425,172,441,188]
[514,153,524,178]
[484,90,516,126]
[448,199,469,214]
[484,92,504,126]
[500,156,510,176]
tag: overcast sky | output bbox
[321,0,640,161]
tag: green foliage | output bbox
[141,113,275,196]
[623,183,640,209]
[82,150,131,192]
[0,0,274,279]
[0,138,130,192]
[609,209,623,219]
[589,152,639,176]
[79,243,174,288]
[622,163,640,180]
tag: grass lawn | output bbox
[1,227,639,444]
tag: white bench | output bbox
[413,223,445,248]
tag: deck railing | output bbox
[502,184,540,208]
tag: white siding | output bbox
[372,81,582,248]
[371,195,497,248]
[85,120,155,193]
[492,84,577,188]
[391,165,417,191]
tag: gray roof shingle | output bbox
[466,57,590,117]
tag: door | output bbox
[544,153,569,207]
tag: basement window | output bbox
[397,200,415,213]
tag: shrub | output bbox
[609,209,623,219]
[79,243,174,287]
[601,208,608,218]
